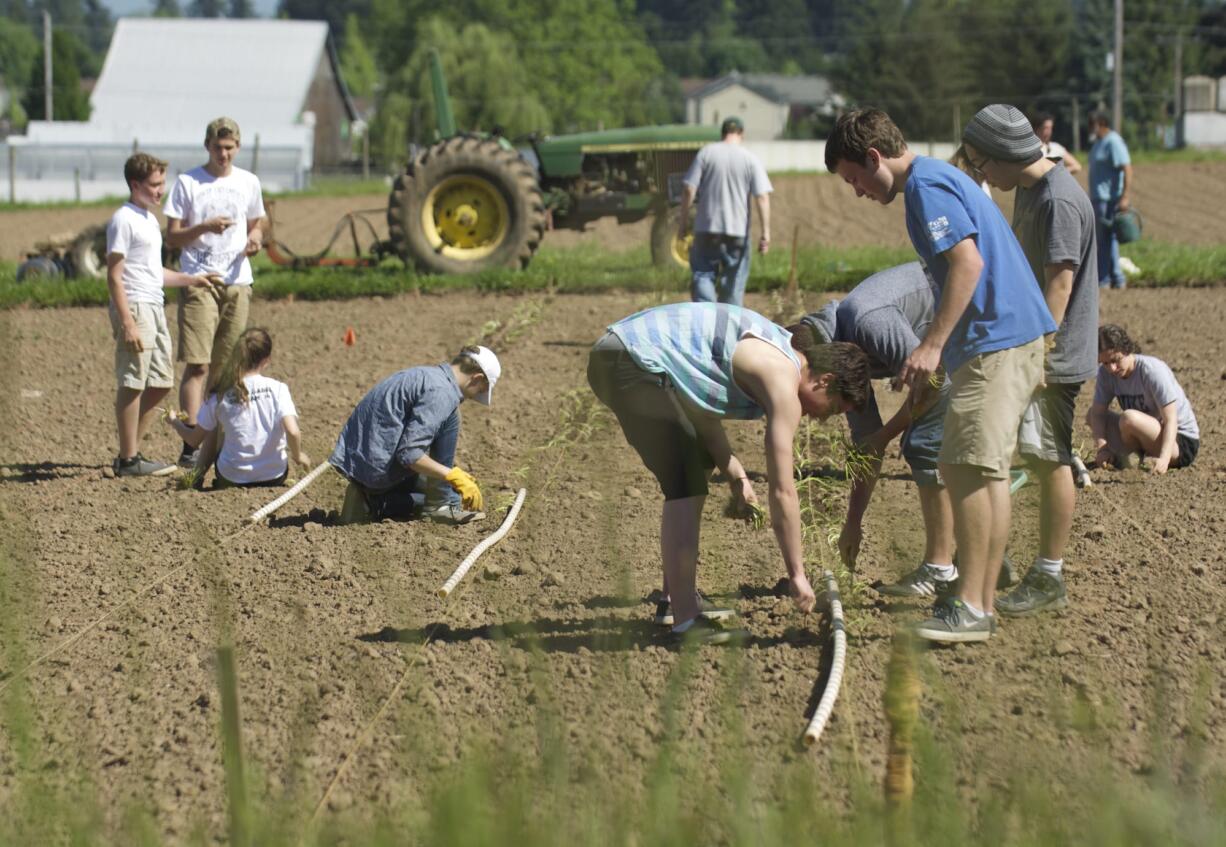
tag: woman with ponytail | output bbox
[168,327,308,487]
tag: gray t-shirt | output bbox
[1093,354,1199,440]
[1012,162,1098,383]
[683,141,772,237]
[801,262,935,440]
[330,364,463,490]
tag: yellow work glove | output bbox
[444,466,483,511]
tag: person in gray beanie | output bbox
[961,104,1099,618]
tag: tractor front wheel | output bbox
[650,204,693,270]
[387,136,545,275]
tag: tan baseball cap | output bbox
[206,116,241,144]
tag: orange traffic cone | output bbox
[343,327,356,347]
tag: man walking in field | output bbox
[825,109,1056,643]
[1087,111,1132,289]
[587,302,869,644]
[165,116,267,468]
[677,117,772,306]
[961,105,1098,617]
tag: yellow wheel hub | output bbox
[422,176,510,261]
[671,231,692,268]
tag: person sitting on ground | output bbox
[106,152,218,477]
[1089,324,1199,473]
[330,346,501,525]
[800,262,958,598]
[587,302,870,644]
[168,327,308,488]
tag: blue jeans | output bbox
[364,408,461,520]
[690,233,750,306]
[1094,199,1125,288]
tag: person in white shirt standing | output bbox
[167,327,309,488]
[106,152,217,477]
[1031,111,1082,175]
[165,116,267,469]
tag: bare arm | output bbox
[1062,151,1082,175]
[755,193,771,254]
[283,415,310,468]
[899,237,983,387]
[677,184,696,237]
[1043,263,1076,326]
[687,409,757,513]
[245,216,266,256]
[1089,401,1111,466]
[1118,164,1134,211]
[106,253,142,353]
[194,428,220,474]
[164,216,235,248]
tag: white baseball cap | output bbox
[467,346,501,405]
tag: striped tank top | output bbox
[608,302,800,419]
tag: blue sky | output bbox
[100,0,279,16]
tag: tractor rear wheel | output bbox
[387,136,545,275]
[650,204,693,270]
[69,225,108,279]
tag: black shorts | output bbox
[1174,433,1199,468]
[587,333,714,501]
[215,468,288,489]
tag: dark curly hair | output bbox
[788,322,871,411]
[1098,324,1141,355]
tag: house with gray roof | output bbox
[684,71,843,140]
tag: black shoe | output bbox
[178,444,200,469]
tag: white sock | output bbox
[1035,556,1063,577]
[960,601,985,619]
[927,562,956,582]
[672,619,696,634]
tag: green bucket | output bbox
[1112,208,1143,244]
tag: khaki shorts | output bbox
[110,302,174,391]
[939,337,1044,478]
[177,283,252,367]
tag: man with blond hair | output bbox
[165,116,267,468]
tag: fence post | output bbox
[251,133,260,176]
[132,138,138,153]
[8,145,14,203]
[74,167,81,202]
[1071,98,1081,153]
[362,131,370,181]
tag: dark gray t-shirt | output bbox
[1012,162,1098,383]
[683,141,772,237]
[1092,354,1199,440]
[329,364,463,490]
[801,262,935,440]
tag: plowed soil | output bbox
[0,286,1224,840]
[3,160,1224,262]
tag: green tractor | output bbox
[386,53,719,275]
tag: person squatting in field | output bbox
[826,109,1056,644]
[106,152,219,478]
[799,262,960,598]
[587,302,870,645]
[167,328,309,489]
[1089,324,1200,474]
[329,346,502,526]
[960,104,1099,618]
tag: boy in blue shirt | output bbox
[825,109,1057,643]
[1087,111,1133,289]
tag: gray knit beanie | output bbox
[962,104,1042,165]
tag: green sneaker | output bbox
[665,616,747,647]
[914,598,992,643]
[994,569,1068,617]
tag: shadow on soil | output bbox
[0,461,102,483]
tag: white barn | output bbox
[5,18,357,200]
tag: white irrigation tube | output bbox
[438,488,527,598]
[248,461,333,523]
[803,570,847,747]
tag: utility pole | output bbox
[42,11,53,121]
[1112,0,1123,130]
[1174,29,1184,146]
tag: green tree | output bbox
[0,16,39,85]
[188,0,223,16]
[277,0,371,39]
[338,12,376,98]
[22,27,91,120]
[152,0,181,15]
[227,0,254,16]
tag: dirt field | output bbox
[2,160,1224,263]
[0,284,1223,840]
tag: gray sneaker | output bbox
[178,444,200,469]
[422,504,485,525]
[876,563,958,598]
[653,592,736,626]
[914,598,993,643]
[114,454,176,478]
[995,568,1068,617]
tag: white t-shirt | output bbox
[198,374,298,484]
[1041,140,1071,162]
[163,165,265,285]
[106,202,165,306]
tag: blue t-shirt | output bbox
[903,156,1056,374]
[1088,130,1130,202]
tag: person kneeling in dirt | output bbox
[330,346,501,525]
[1089,325,1199,474]
[587,302,870,644]
[800,262,959,598]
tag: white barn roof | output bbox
[90,18,331,136]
